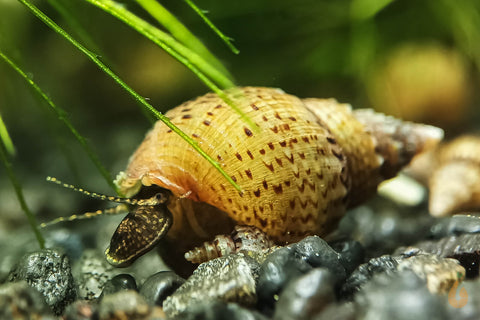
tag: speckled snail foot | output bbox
[106,87,443,268]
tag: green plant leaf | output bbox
[183,0,240,54]
[0,140,45,249]
[17,0,242,193]
[0,48,117,193]
[0,111,15,156]
[135,0,234,76]
[84,0,257,131]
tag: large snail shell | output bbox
[116,87,443,246]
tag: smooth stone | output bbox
[273,268,336,320]
[329,239,365,275]
[172,301,268,320]
[293,236,346,283]
[163,254,259,318]
[139,271,185,306]
[8,248,76,315]
[313,302,356,320]
[257,247,312,314]
[100,274,137,298]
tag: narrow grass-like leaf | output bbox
[85,0,258,131]
[135,0,233,76]
[184,0,239,54]
[47,0,103,57]
[0,49,117,193]
[0,111,15,156]
[0,142,45,249]
[18,0,242,192]
[87,0,234,88]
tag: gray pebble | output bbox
[8,248,76,315]
[273,268,336,320]
[98,290,150,320]
[72,249,118,300]
[313,302,356,320]
[355,270,449,320]
[0,281,55,319]
[139,271,185,306]
[163,254,259,318]
[430,215,480,238]
[342,255,398,298]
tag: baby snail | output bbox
[43,87,443,268]
[407,135,480,217]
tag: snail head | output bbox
[42,177,173,267]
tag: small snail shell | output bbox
[109,87,443,266]
[408,135,480,216]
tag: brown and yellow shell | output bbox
[408,135,480,216]
[114,87,443,259]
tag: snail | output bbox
[407,135,480,217]
[44,87,443,267]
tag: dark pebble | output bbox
[355,270,449,320]
[293,236,346,283]
[329,239,365,275]
[139,271,185,306]
[0,281,55,319]
[8,248,76,315]
[257,247,312,314]
[273,268,335,320]
[257,236,346,314]
[430,215,480,238]
[341,255,398,299]
[173,301,268,320]
[100,274,137,298]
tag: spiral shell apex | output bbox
[109,87,443,266]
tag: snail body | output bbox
[108,87,443,266]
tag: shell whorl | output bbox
[116,87,443,244]
[408,135,480,216]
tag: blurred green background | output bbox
[0,0,479,230]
